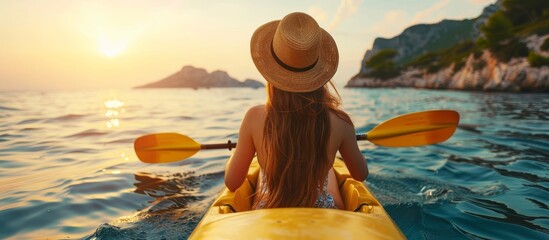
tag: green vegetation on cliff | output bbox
[528,52,549,67]
[359,0,548,80]
[542,38,549,51]
[503,0,549,36]
[363,49,400,80]
[417,0,547,72]
[479,0,547,64]
[407,41,483,73]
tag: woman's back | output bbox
[224,11,368,210]
[227,102,367,209]
[246,104,354,172]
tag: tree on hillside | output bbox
[502,0,549,26]
[480,11,514,47]
[365,49,400,80]
[479,10,529,62]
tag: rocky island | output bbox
[346,0,549,92]
[135,65,264,89]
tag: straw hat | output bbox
[250,12,338,93]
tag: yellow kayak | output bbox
[189,158,405,239]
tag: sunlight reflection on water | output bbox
[104,97,125,129]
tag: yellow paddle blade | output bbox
[366,110,459,147]
[134,133,201,163]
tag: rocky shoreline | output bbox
[347,35,549,92]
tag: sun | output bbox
[98,37,127,58]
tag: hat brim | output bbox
[250,20,339,93]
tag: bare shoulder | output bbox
[329,110,354,130]
[328,110,354,144]
[244,104,266,120]
[248,104,266,114]
[242,105,266,129]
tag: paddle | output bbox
[134,110,459,163]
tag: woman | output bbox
[224,12,368,209]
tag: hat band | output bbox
[271,42,318,73]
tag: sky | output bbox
[0,0,496,91]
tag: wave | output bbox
[167,116,195,121]
[83,208,205,240]
[105,138,135,144]
[19,127,41,131]
[368,172,510,206]
[66,129,109,138]
[0,133,24,139]
[0,105,21,111]
[458,124,483,133]
[17,119,43,125]
[49,114,88,122]
[84,171,224,239]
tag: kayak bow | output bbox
[189,158,405,239]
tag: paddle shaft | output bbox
[203,135,369,150]
[202,140,237,150]
[202,126,454,149]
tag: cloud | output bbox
[468,0,494,4]
[368,0,454,39]
[410,0,451,24]
[370,9,408,38]
[385,10,408,23]
[328,0,363,31]
[308,6,328,23]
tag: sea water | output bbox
[0,88,547,239]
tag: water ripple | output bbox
[465,198,549,233]
[66,129,109,138]
[0,105,21,111]
[48,114,88,122]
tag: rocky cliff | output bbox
[347,35,549,92]
[359,2,500,74]
[135,65,264,89]
[348,0,549,92]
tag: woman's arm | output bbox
[339,120,368,181]
[224,107,258,192]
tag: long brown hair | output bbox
[254,82,352,208]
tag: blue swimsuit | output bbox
[313,175,336,208]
